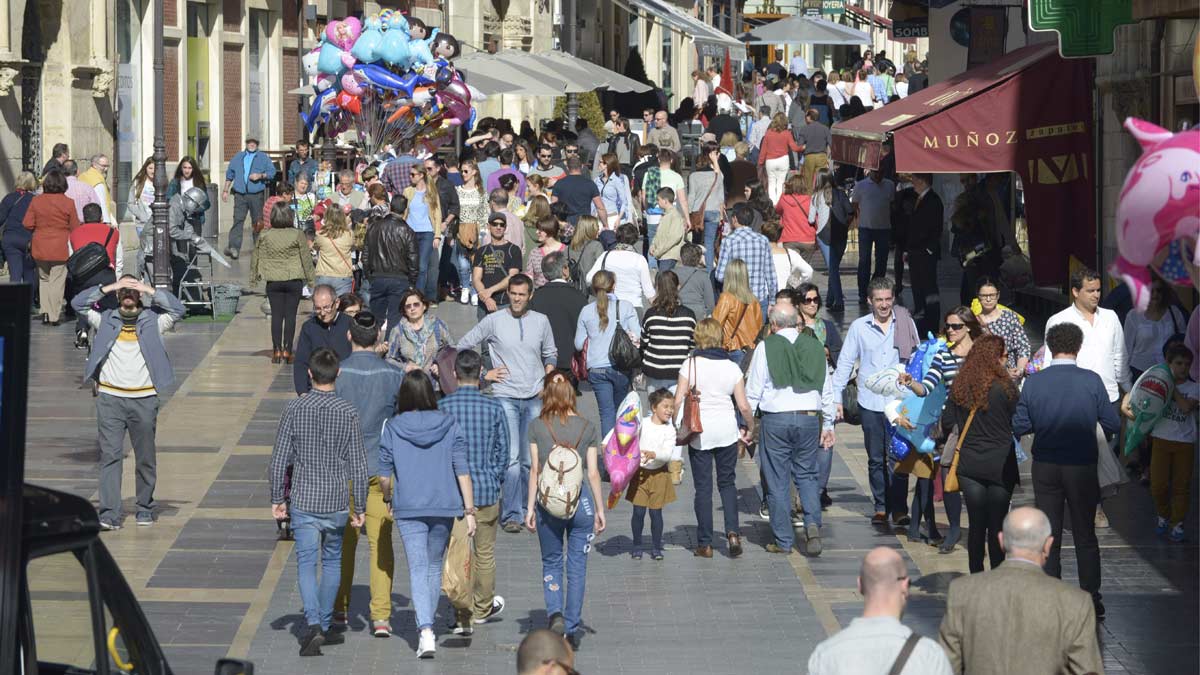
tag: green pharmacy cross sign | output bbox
[1028,0,1136,58]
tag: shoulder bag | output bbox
[887,632,923,675]
[943,407,977,493]
[675,358,704,446]
[688,172,718,232]
[66,228,115,283]
[608,300,641,372]
[785,249,807,290]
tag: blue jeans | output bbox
[588,367,631,442]
[818,444,833,490]
[536,491,596,636]
[689,444,740,547]
[414,231,437,300]
[452,241,475,299]
[760,413,823,548]
[291,508,350,630]
[702,210,721,270]
[367,276,410,336]
[314,275,353,297]
[656,259,677,275]
[394,516,453,630]
[861,409,909,515]
[2,240,38,304]
[856,228,892,302]
[644,376,677,393]
[826,233,846,308]
[498,395,542,525]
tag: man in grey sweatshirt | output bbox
[457,273,558,532]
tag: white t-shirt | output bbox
[772,248,813,292]
[1045,305,1129,402]
[853,81,876,107]
[851,178,895,230]
[1124,307,1185,372]
[681,355,744,450]
[585,249,657,308]
[639,416,682,470]
[1152,380,1198,443]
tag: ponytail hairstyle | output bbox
[591,269,616,332]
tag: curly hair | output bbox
[949,334,1016,411]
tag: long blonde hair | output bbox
[320,207,350,239]
[571,214,600,252]
[722,259,756,305]
[591,270,615,332]
[523,194,551,227]
[409,166,440,214]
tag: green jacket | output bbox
[250,227,315,285]
[649,209,687,262]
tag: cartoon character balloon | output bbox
[317,16,361,76]
[433,66,472,128]
[302,48,335,92]
[377,13,412,69]
[1112,118,1200,311]
[350,15,384,63]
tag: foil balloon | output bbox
[353,63,408,94]
[301,87,337,133]
[378,13,412,69]
[324,16,362,51]
[335,91,361,115]
[340,71,364,96]
[434,67,472,128]
[302,48,336,92]
[1112,118,1200,311]
[408,19,437,68]
[351,15,384,63]
[1123,364,1175,456]
[603,392,642,510]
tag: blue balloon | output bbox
[317,40,348,76]
[378,14,412,69]
[351,16,384,63]
[302,88,337,133]
[353,63,408,94]
[409,29,436,68]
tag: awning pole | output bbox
[564,0,579,128]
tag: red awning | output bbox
[831,43,1098,286]
[846,4,893,28]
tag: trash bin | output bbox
[212,283,242,316]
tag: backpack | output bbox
[536,423,587,519]
[566,244,586,293]
[66,228,115,283]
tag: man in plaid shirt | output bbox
[715,203,778,318]
[380,142,421,195]
[269,347,368,657]
[438,349,510,633]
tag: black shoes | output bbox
[566,632,582,651]
[820,489,833,508]
[322,629,345,645]
[299,625,324,657]
[548,612,566,636]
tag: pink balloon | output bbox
[340,71,364,96]
[324,16,362,50]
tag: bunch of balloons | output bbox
[301,12,478,154]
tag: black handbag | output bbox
[608,299,641,372]
[66,228,115,283]
[841,377,862,426]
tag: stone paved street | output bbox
[16,248,1199,674]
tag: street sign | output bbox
[893,19,929,39]
[1028,0,1135,58]
[802,0,821,18]
[822,0,845,16]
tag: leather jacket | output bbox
[363,213,419,283]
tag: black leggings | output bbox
[265,279,304,350]
[631,506,664,551]
[959,473,1012,573]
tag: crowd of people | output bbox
[14,45,1197,674]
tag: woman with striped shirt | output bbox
[640,271,697,391]
[897,306,981,553]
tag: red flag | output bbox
[719,48,734,99]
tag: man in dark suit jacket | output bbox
[528,250,587,383]
[939,507,1103,675]
[904,173,944,335]
[1013,323,1121,620]
[907,64,928,94]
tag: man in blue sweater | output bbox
[1013,322,1121,620]
[222,136,276,259]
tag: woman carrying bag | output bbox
[574,270,642,441]
[711,259,762,366]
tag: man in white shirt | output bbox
[747,106,772,162]
[1044,267,1129,528]
[789,52,809,77]
[808,546,954,674]
[747,303,836,556]
[851,170,895,305]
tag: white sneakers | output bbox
[416,628,436,659]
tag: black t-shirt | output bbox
[552,174,600,222]
[473,241,522,306]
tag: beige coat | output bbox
[938,561,1103,675]
[649,209,687,262]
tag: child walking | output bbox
[627,389,682,560]
[1136,343,1197,543]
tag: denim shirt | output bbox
[225,150,276,194]
[574,294,641,369]
[335,350,405,476]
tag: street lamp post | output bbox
[151,0,171,291]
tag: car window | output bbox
[25,549,99,670]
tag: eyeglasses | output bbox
[490,222,507,229]
[978,292,998,300]
[538,154,553,160]
[945,323,966,331]
[314,304,335,313]
[801,296,820,305]
[404,302,424,309]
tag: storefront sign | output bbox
[802,0,822,17]
[890,4,928,39]
[822,0,845,16]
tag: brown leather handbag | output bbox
[943,408,976,493]
[688,173,719,231]
[675,358,704,446]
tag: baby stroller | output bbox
[276,465,294,541]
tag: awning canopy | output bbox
[742,15,871,46]
[832,43,1097,286]
[453,50,653,96]
[627,0,746,60]
[846,4,892,28]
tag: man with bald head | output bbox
[938,507,1102,675]
[808,546,952,673]
[516,629,575,675]
[292,284,352,395]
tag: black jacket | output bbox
[363,214,419,283]
[906,189,944,258]
[529,281,588,370]
[293,312,353,394]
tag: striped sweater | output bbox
[640,305,698,381]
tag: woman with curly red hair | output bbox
[940,334,1019,573]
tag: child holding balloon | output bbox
[625,388,681,560]
[1123,343,1197,543]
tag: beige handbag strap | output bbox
[955,408,978,452]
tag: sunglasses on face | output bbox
[538,154,552,160]
[490,222,507,229]
[404,302,424,309]
[946,323,966,330]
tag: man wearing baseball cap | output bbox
[222,136,276,259]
